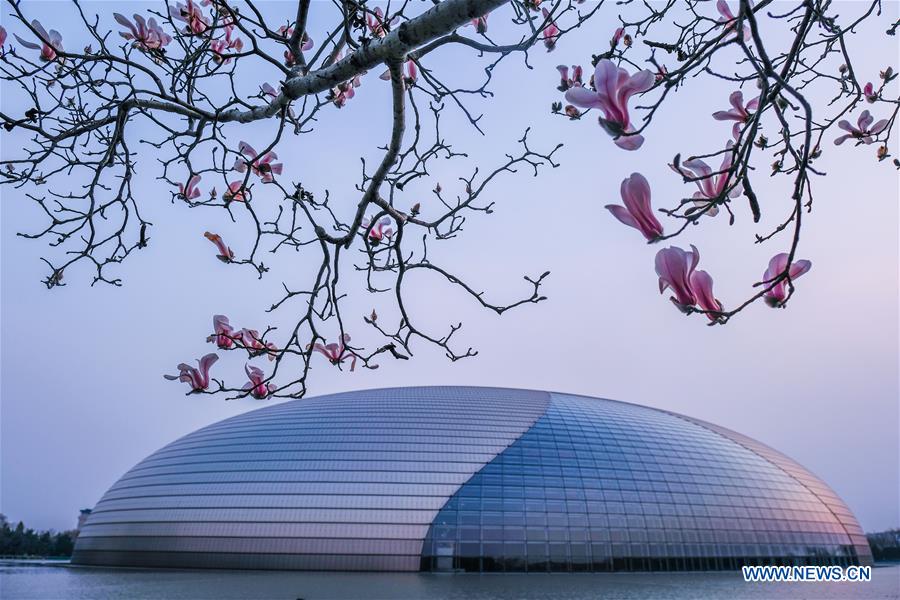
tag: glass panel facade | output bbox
[420,393,870,572]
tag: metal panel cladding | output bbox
[72,387,550,570]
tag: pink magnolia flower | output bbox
[223,181,249,202]
[863,82,877,103]
[0,26,6,50]
[276,25,314,49]
[611,27,625,47]
[379,60,418,87]
[717,0,752,40]
[114,13,171,51]
[834,110,889,145]
[233,142,283,182]
[556,64,583,92]
[169,0,209,35]
[279,26,314,66]
[468,13,489,34]
[210,25,243,63]
[14,21,64,62]
[243,364,275,399]
[261,83,296,119]
[238,328,278,360]
[712,90,759,140]
[207,314,235,349]
[367,7,398,38]
[656,245,700,311]
[361,217,393,245]
[204,231,234,262]
[762,253,812,307]
[655,245,721,318]
[178,174,202,200]
[261,82,279,99]
[605,173,664,242]
[312,334,356,371]
[329,75,362,108]
[670,142,742,217]
[405,60,419,85]
[164,353,218,392]
[565,59,654,150]
[541,9,560,51]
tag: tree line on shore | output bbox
[867,529,900,561]
[0,514,75,558]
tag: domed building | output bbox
[72,386,872,572]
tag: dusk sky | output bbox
[1,0,898,536]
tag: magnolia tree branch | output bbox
[0,0,897,399]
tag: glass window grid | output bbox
[420,394,866,572]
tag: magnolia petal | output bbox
[14,34,41,50]
[712,110,742,122]
[238,141,258,159]
[716,0,735,20]
[605,204,640,230]
[858,110,873,131]
[564,86,603,109]
[789,259,812,279]
[870,119,889,134]
[833,133,852,146]
[198,353,218,375]
[729,90,744,112]
[614,133,645,151]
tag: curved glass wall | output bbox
[420,393,870,572]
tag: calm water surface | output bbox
[1,561,898,600]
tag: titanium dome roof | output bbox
[72,386,872,572]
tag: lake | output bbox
[1,561,898,599]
